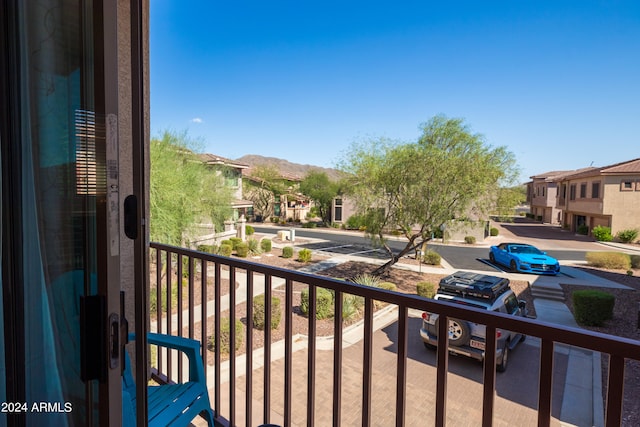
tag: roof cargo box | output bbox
[437,271,510,302]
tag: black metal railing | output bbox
[149,242,640,427]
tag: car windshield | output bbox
[511,245,543,255]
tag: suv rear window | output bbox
[503,294,519,314]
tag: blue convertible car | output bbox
[489,243,560,275]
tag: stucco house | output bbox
[199,153,253,219]
[528,158,640,237]
[555,158,640,236]
[528,168,595,224]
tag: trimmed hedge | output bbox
[416,282,437,298]
[282,246,294,258]
[422,250,441,266]
[245,225,255,235]
[236,242,249,258]
[572,290,615,326]
[585,252,631,270]
[464,236,476,244]
[219,243,233,257]
[252,294,281,330]
[260,238,272,252]
[297,248,312,262]
[300,287,334,319]
[229,237,243,250]
[208,317,244,354]
[490,227,499,236]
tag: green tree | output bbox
[494,185,527,220]
[339,115,518,275]
[243,165,287,220]
[299,171,340,225]
[150,130,232,245]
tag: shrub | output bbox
[631,255,640,269]
[252,294,282,330]
[246,238,261,255]
[300,287,334,319]
[592,226,613,242]
[236,242,249,258]
[298,248,312,262]
[422,249,441,266]
[378,282,397,292]
[577,225,589,235]
[208,317,244,354]
[572,290,615,326]
[345,214,366,230]
[490,227,499,236]
[616,229,639,243]
[416,282,437,298]
[229,237,243,250]
[302,222,317,228]
[220,239,233,248]
[341,294,361,321]
[197,244,215,253]
[374,282,397,309]
[271,216,279,223]
[585,252,631,270]
[219,243,233,257]
[627,270,634,276]
[352,273,381,288]
[464,236,476,244]
[260,238,272,252]
[245,225,255,235]
[282,246,294,258]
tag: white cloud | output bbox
[190,117,203,124]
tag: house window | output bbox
[621,180,633,191]
[580,183,587,198]
[334,198,343,222]
[561,184,567,198]
[591,182,600,199]
[569,184,576,200]
[542,186,545,197]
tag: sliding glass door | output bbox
[1,1,124,425]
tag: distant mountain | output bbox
[236,154,344,181]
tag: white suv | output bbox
[419,271,528,372]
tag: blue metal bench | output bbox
[122,333,214,426]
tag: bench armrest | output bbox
[128,333,207,384]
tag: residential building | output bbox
[199,153,253,220]
[555,158,640,235]
[528,170,576,224]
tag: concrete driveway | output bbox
[228,314,568,427]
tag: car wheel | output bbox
[510,260,518,272]
[447,318,471,346]
[489,252,496,263]
[497,344,509,372]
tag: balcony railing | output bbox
[149,242,640,427]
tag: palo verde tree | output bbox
[494,185,527,221]
[150,130,232,245]
[339,115,518,275]
[299,171,341,225]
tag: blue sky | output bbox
[150,1,639,184]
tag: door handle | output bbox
[109,313,120,370]
[124,194,138,239]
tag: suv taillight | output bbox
[496,330,502,339]
[422,312,430,321]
